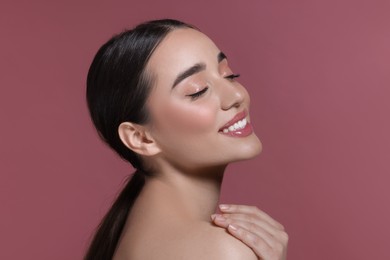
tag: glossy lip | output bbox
[218,109,253,137]
[219,110,247,131]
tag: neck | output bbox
[142,164,226,222]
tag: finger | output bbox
[219,213,283,236]
[212,213,279,239]
[212,215,286,247]
[214,216,288,245]
[211,214,229,228]
[219,204,284,230]
[227,224,275,260]
[212,215,289,258]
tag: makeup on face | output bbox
[172,52,228,89]
[218,110,253,137]
[171,52,242,103]
[144,28,262,168]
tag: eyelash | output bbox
[188,87,209,100]
[187,74,241,100]
[225,74,241,80]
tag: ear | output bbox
[118,122,161,156]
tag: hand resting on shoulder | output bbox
[212,204,288,260]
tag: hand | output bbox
[211,204,288,260]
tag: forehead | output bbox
[146,28,220,79]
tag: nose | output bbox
[218,79,247,110]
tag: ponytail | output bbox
[84,170,145,260]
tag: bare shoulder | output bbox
[185,222,258,260]
[114,220,257,260]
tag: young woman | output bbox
[85,19,288,260]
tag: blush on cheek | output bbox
[155,98,218,138]
[163,103,217,134]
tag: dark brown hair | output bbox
[85,19,194,260]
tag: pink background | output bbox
[1,0,389,259]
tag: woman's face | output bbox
[145,28,262,171]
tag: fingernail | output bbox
[228,224,237,231]
[214,214,226,222]
[219,204,229,211]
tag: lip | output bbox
[219,110,247,131]
[218,110,253,137]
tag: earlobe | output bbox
[118,122,161,156]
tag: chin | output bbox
[233,135,263,162]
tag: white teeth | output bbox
[221,118,248,133]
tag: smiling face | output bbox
[143,28,262,172]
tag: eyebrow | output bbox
[172,51,227,88]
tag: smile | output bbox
[219,110,253,137]
[222,118,248,133]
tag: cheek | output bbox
[158,100,218,135]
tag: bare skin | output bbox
[114,169,258,259]
[115,28,288,259]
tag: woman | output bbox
[85,19,288,260]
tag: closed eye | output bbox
[225,74,240,80]
[187,87,209,100]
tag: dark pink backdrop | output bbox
[1,0,389,259]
